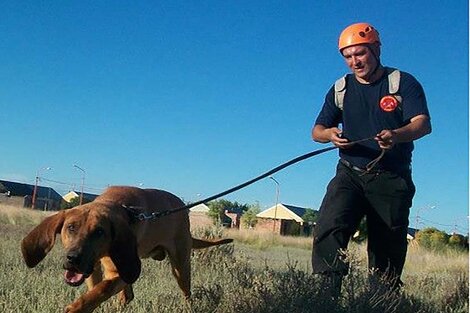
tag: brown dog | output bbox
[21,186,232,313]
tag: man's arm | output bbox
[376,114,432,150]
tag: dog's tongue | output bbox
[64,270,85,286]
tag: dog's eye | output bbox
[94,228,105,237]
[67,223,76,233]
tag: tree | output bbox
[207,199,249,226]
[449,233,468,250]
[241,203,261,229]
[61,196,81,210]
[300,209,319,236]
[302,208,318,225]
[415,227,449,250]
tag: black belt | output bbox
[340,159,410,174]
[339,159,372,174]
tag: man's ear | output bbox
[21,210,66,267]
[109,216,141,284]
[369,42,381,58]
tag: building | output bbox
[256,203,317,236]
[189,203,211,213]
[224,207,244,229]
[188,203,244,229]
[63,191,99,204]
[188,203,213,230]
[407,227,419,241]
[0,179,63,210]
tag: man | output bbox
[311,22,431,296]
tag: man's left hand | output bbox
[375,130,397,150]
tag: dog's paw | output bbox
[118,285,135,305]
[64,300,91,313]
[64,305,78,313]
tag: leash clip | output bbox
[137,213,148,221]
[136,211,167,221]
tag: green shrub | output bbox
[416,227,450,251]
[449,234,468,251]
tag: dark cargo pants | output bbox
[312,161,415,288]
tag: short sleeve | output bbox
[314,86,343,127]
[399,72,430,122]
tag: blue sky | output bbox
[0,1,468,234]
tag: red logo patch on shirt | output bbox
[379,95,399,112]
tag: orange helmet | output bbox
[338,23,381,52]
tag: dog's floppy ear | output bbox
[21,210,66,268]
[109,216,141,284]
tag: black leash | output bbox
[127,136,379,221]
[128,145,337,221]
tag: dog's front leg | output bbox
[64,278,126,313]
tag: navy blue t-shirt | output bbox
[315,67,430,172]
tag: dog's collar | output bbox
[120,204,146,222]
[121,204,174,222]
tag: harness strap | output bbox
[388,69,402,103]
[334,69,402,109]
[334,76,347,111]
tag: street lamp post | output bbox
[269,176,280,233]
[31,167,52,209]
[73,165,86,205]
[414,205,436,230]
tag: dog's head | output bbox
[21,204,141,286]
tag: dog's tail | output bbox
[191,238,233,250]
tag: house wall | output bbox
[256,218,313,236]
[255,218,282,234]
[189,211,213,231]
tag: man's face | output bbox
[341,45,379,82]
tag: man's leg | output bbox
[365,170,415,290]
[312,164,365,297]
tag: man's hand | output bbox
[375,129,396,150]
[329,128,351,149]
[375,115,432,150]
[312,125,352,149]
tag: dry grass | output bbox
[0,204,468,313]
[0,203,53,225]
[405,245,468,276]
[225,227,313,250]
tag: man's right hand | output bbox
[328,128,351,148]
[312,125,351,149]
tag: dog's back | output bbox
[96,186,191,258]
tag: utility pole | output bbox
[31,167,51,209]
[269,176,280,234]
[73,164,86,205]
[414,205,436,230]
